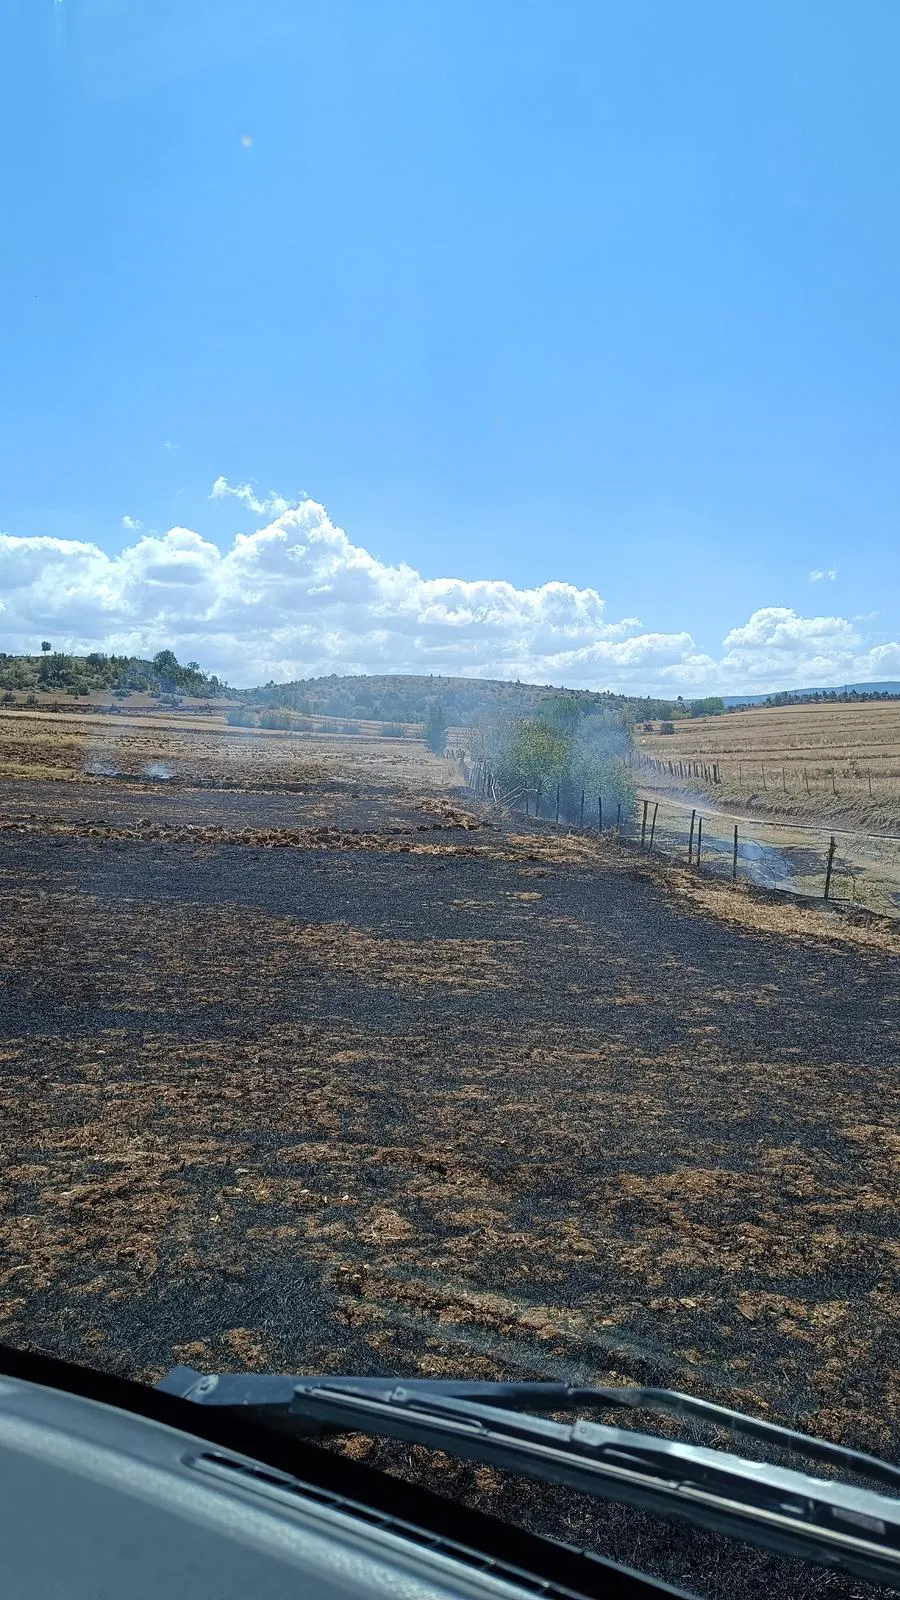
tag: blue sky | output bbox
[1,0,899,692]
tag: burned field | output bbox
[0,747,898,1591]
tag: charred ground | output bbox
[0,742,897,1598]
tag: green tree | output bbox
[40,641,51,654]
[425,702,448,754]
[497,719,571,787]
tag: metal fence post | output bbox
[824,835,836,900]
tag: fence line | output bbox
[446,748,900,916]
[633,746,899,803]
[636,787,900,846]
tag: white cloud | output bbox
[0,492,896,694]
[809,568,837,582]
[121,515,143,531]
[210,476,292,518]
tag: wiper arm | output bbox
[158,1368,900,1591]
[159,1369,900,1493]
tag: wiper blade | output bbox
[159,1369,900,1493]
[158,1368,900,1590]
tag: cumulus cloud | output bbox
[809,567,837,582]
[121,515,143,531]
[0,493,896,694]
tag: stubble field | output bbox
[636,700,900,832]
[0,707,898,1597]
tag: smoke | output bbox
[472,698,636,823]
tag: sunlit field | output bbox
[636,699,900,831]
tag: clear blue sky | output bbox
[2,0,899,691]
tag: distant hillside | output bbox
[0,649,229,703]
[724,681,900,708]
[246,672,723,727]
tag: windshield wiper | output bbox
[158,1368,900,1590]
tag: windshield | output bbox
[1,5,899,1598]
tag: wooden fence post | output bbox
[824,835,836,900]
[687,808,696,864]
[598,794,603,831]
[762,765,767,790]
[525,791,530,817]
[732,824,738,880]
[868,769,873,797]
[782,766,787,791]
[641,799,648,848]
[649,801,659,851]
[616,801,621,834]
[804,769,810,795]
[696,815,702,868]
[535,779,542,819]
[580,790,585,827]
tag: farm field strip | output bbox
[636,700,900,838]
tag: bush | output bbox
[660,721,675,735]
[259,709,293,730]
[484,706,636,827]
[226,707,257,727]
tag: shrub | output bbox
[660,721,675,735]
[226,707,257,727]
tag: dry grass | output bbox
[637,700,900,831]
[0,707,450,795]
[1,719,898,1598]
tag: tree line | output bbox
[0,648,229,701]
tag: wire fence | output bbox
[448,750,900,920]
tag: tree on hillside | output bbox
[40,641,51,654]
[425,702,448,754]
[152,649,180,679]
